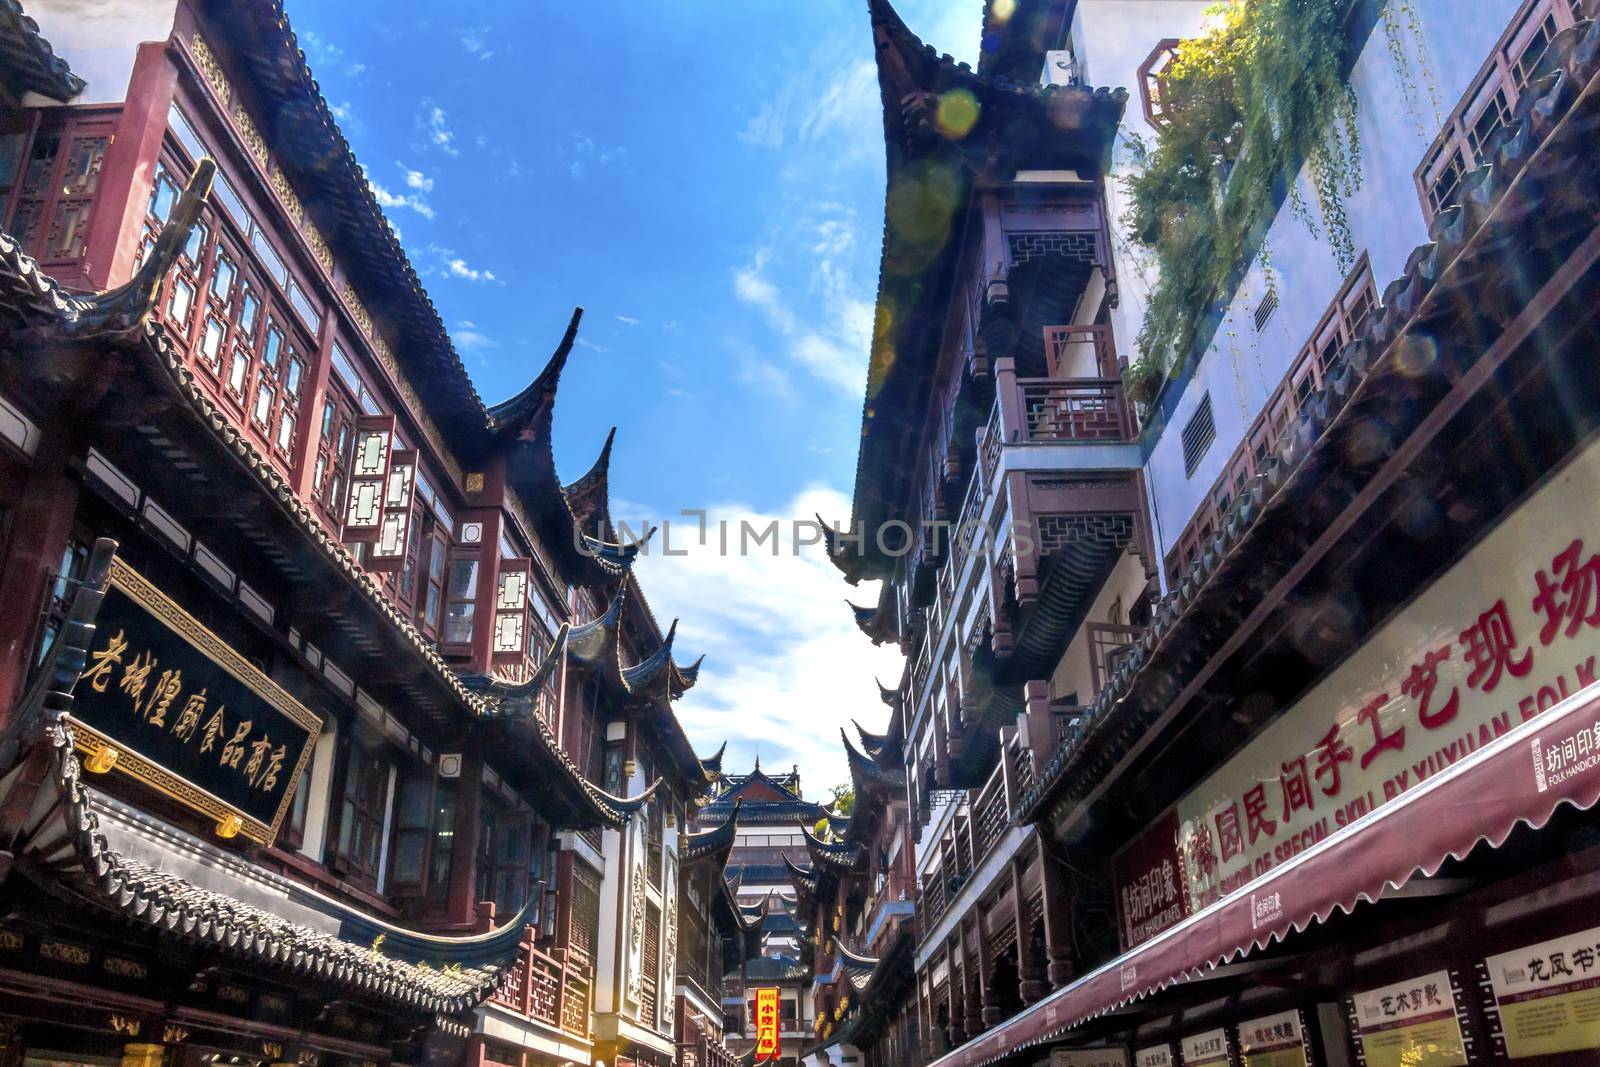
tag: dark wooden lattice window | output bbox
[570,865,601,960]
[331,740,389,885]
[640,901,662,1029]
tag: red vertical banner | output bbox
[755,987,780,1061]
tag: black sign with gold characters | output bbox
[69,559,321,844]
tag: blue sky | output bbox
[289,0,981,791]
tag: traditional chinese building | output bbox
[789,722,918,1067]
[832,0,1600,1066]
[694,764,826,1067]
[0,2,721,1065]
[674,798,762,1067]
[825,0,1148,1063]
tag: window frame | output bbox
[328,735,392,888]
[1413,0,1580,221]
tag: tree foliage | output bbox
[1123,0,1363,403]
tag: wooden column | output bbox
[1012,854,1045,1005]
[444,741,485,925]
[1005,466,1037,605]
[944,937,965,1048]
[82,42,178,291]
[1023,680,1053,776]
[289,302,339,501]
[0,422,81,718]
[962,922,984,1038]
[1038,845,1075,988]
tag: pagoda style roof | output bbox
[488,311,654,586]
[847,600,894,645]
[803,926,916,1059]
[700,740,728,778]
[830,0,1127,580]
[567,588,703,704]
[800,822,867,872]
[853,719,889,759]
[1018,27,1600,827]
[0,542,512,1023]
[843,729,907,799]
[169,4,652,593]
[834,939,880,992]
[562,585,715,793]
[1,0,84,102]
[0,165,636,833]
[564,426,618,543]
[743,953,811,983]
[682,799,742,865]
[462,625,663,827]
[700,761,827,824]
[781,853,820,898]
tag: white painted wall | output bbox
[1084,0,1529,566]
[24,0,178,106]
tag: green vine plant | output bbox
[1381,0,1442,137]
[1121,0,1368,405]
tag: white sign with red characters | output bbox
[1114,434,1600,944]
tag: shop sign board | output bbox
[1050,1049,1129,1067]
[1486,925,1600,1059]
[755,987,780,1061]
[1134,1045,1174,1067]
[69,558,321,844]
[1180,1029,1230,1067]
[1236,1010,1307,1067]
[1351,970,1467,1067]
[1113,436,1600,949]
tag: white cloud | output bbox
[455,320,494,350]
[422,104,458,156]
[576,337,611,353]
[445,257,497,283]
[456,25,495,60]
[616,315,642,326]
[628,486,904,790]
[732,220,871,396]
[422,243,499,283]
[400,163,434,193]
[368,177,434,219]
[329,101,354,123]
[739,55,877,159]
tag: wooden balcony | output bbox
[996,325,1133,446]
[489,933,593,1040]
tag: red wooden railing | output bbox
[490,933,593,1039]
[971,762,1009,864]
[1043,324,1118,379]
[1018,378,1130,441]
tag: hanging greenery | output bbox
[1122,0,1364,402]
